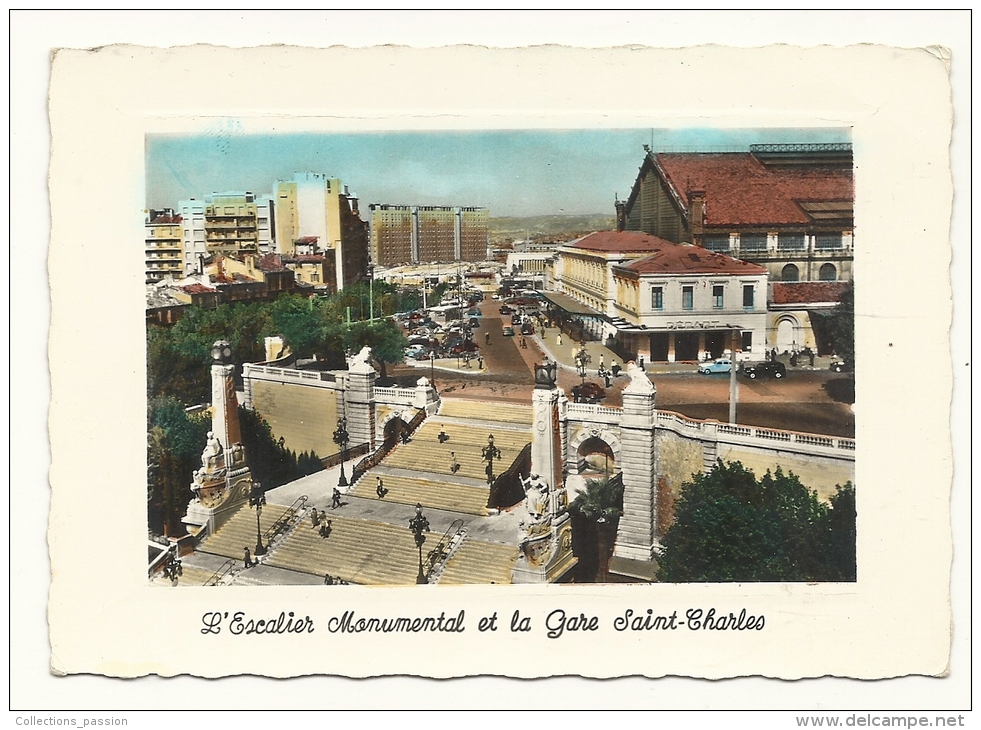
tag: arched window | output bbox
[781,263,800,282]
[819,263,837,281]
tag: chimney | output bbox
[615,198,627,232]
[688,189,706,238]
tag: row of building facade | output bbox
[146,172,491,288]
[540,143,854,361]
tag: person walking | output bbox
[477,354,484,369]
[450,452,459,474]
[244,547,254,568]
[331,488,342,509]
[485,331,491,345]
[376,476,387,498]
[438,426,449,444]
[557,333,563,347]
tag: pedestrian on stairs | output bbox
[450,452,460,474]
[331,488,342,509]
[376,476,388,498]
[244,547,254,568]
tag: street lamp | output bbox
[408,503,431,584]
[481,433,503,485]
[162,554,183,586]
[429,350,436,390]
[248,481,267,556]
[333,416,350,488]
[574,345,591,385]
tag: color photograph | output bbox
[145,129,857,588]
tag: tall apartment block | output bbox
[368,204,489,266]
[273,173,369,292]
[145,209,184,283]
[177,192,275,276]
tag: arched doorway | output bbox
[577,436,616,477]
[775,316,800,352]
[383,415,409,448]
[781,263,800,282]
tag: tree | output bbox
[570,475,623,523]
[342,319,407,384]
[147,397,210,536]
[657,461,855,582]
[829,284,855,363]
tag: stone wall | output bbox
[653,429,705,532]
[716,445,853,502]
[249,379,339,458]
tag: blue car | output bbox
[697,358,733,375]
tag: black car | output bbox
[742,361,787,379]
[829,359,854,373]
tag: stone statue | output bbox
[201,431,223,468]
[623,361,655,394]
[347,346,374,373]
[521,473,550,521]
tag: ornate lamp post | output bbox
[481,433,503,485]
[408,503,431,584]
[574,346,591,385]
[162,554,183,586]
[333,416,350,487]
[429,350,436,390]
[249,481,267,556]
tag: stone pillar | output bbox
[531,385,562,491]
[611,363,660,579]
[344,349,377,452]
[211,362,241,451]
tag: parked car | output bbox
[571,382,606,404]
[404,344,431,360]
[521,322,535,335]
[499,305,513,315]
[697,358,733,375]
[741,361,787,379]
[468,317,481,328]
[829,358,854,373]
[466,308,482,317]
[502,326,515,337]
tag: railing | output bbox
[147,541,178,578]
[322,442,370,470]
[488,442,531,510]
[750,142,852,153]
[262,495,309,544]
[566,403,622,424]
[245,364,336,383]
[656,410,706,431]
[374,386,416,406]
[204,559,236,587]
[712,418,855,453]
[425,519,466,584]
[349,407,428,485]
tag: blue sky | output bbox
[146,127,850,218]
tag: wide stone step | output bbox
[198,503,293,561]
[438,398,533,426]
[264,514,425,585]
[352,473,490,515]
[384,421,530,482]
[438,540,518,585]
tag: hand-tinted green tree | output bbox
[342,319,408,384]
[829,284,855,364]
[147,397,210,536]
[569,475,624,582]
[657,461,856,582]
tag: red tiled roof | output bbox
[296,236,319,244]
[570,230,678,253]
[654,153,853,227]
[771,282,850,305]
[256,253,288,272]
[182,283,215,294]
[619,243,766,276]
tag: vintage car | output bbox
[741,361,787,379]
[571,382,606,404]
[697,358,733,375]
[829,358,854,373]
[502,326,515,337]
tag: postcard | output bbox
[46,42,953,682]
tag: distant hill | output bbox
[489,214,616,245]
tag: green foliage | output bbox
[570,475,624,523]
[147,397,210,536]
[830,285,855,364]
[657,461,856,583]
